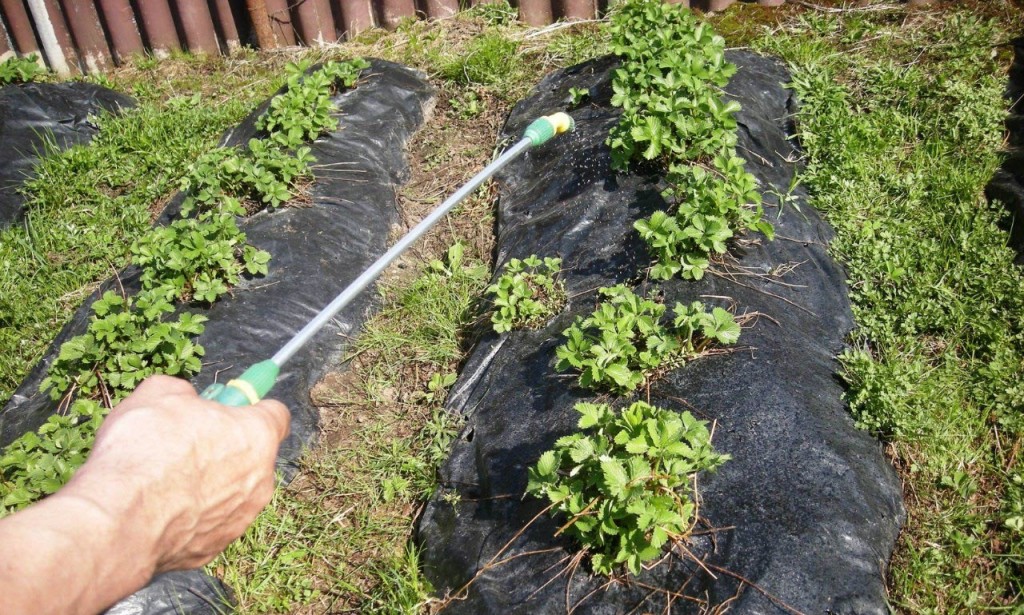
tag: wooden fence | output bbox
[0,0,808,75]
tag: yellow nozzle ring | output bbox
[547,112,574,135]
[225,378,261,406]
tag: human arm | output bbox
[0,375,290,615]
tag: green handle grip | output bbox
[199,360,280,407]
[523,112,575,146]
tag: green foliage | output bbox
[1,288,207,516]
[424,372,457,405]
[0,95,253,405]
[486,255,565,333]
[442,33,520,88]
[131,211,271,304]
[450,90,484,119]
[555,285,739,393]
[0,57,371,518]
[179,141,315,215]
[568,87,590,108]
[257,58,369,149]
[527,401,728,575]
[182,58,368,215]
[462,0,518,26]
[0,54,44,85]
[40,291,207,404]
[607,0,770,280]
[352,242,490,398]
[751,9,1024,610]
[0,399,104,514]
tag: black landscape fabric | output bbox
[0,82,134,228]
[0,60,434,614]
[418,52,905,614]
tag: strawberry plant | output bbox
[0,54,44,85]
[131,211,270,304]
[568,87,590,108]
[526,401,729,575]
[486,255,566,333]
[555,285,740,393]
[607,0,772,281]
[0,57,373,517]
[0,399,104,513]
[40,290,207,404]
[257,58,370,149]
[178,141,314,216]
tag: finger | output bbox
[133,374,196,399]
[247,398,291,443]
[116,375,197,412]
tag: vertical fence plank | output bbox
[245,0,277,48]
[519,0,552,26]
[334,0,373,37]
[558,0,595,19]
[1,0,41,57]
[379,0,415,29]
[210,0,242,50]
[32,0,78,73]
[0,16,14,61]
[265,0,297,45]
[424,0,457,19]
[135,0,181,56]
[173,0,220,53]
[294,0,333,45]
[96,0,144,63]
[59,0,114,71]
[692,0,736,10]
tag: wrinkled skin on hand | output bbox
[0,375,290,615]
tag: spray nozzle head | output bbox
[524,112,576,146]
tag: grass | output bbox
[206,11,611,612]
[0,9,610,609]
[0,51,307,406]
[213,245,486,613]
[746,5,1024,612]
[10,2,1024,612]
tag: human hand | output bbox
[60,375,290,573]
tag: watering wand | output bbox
[199,112,575,406]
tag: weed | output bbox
[215,245,475,612]
[527,401,729,575]
[441,32,521,89]
[450,90,484,119]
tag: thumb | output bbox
[245,398,291,443]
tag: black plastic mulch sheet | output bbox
[0,82,135,228]
[0,60,434,615]
[987,36,1024,261]
[418,52,905,614]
